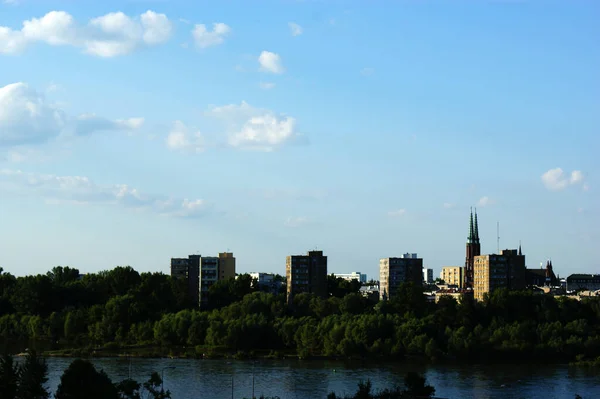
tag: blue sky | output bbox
[0,0,598,279]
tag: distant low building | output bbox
[334,272,367,283]
[525,260,558,287]
[566,274,600,292]
[359,284,379,301]
[248,272,274,285]
[435,288,463,303]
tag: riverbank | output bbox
[16,343,599,369]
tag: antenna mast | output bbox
[497,222,500,254]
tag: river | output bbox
[43,357,599,398]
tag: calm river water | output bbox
[43,358,599,399]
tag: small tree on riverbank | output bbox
[0,351,49,399]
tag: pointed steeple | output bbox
[518,241,522,256]
[474,208,480,244]
[468,208,474,243]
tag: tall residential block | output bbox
[170,252,236,308]
[286,250,328,303]
[379,253,423,300]
[441,266,464,289]
[473,248,526,301]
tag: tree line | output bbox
[1,266,600,365]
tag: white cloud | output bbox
[0,10,172,57]
[285,216,308,227]
[443,203,455,209]
[0,82,67,146]
[3,0,21,4]
[192,22,231,48]
[0,82,144,147]
[541,168,587,191]
[165,121,204,153]
[259,82,276,90]
[476,196,494,207]
[0,169,209,218]
[258,51,284,74]
[288,22,302,37]
[388,209,406,217]
[74,114,144,136]
[205,101,303,151]
[361,67,375,76]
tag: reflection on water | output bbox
[43,357,600,399]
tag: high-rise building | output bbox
[441,266,464,288]
[464,208,481,290]
[379,253,423,300]
[286,250,328,303]
[473,249,526,301]
[423,268,434,284]
[170,252,236,308]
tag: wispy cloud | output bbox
[288,22,303,37]
[192,22,231,48]
[0,169,210,218]
[476,196,494,207]
[285,216,309,227]
[388,209,406,217]
[0,82,142,147]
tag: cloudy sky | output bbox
[0,0,598,278]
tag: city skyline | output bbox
[0,1,598,279]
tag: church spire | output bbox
[518,241,522,256]
[474,208,480,244]
[468,208,475,243]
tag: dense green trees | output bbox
[1,266,600,364]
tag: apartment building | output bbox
[379,253,423,300]
[473,249,525,301]
[286,250,328,303]
[170,252,236,308]
[441,266,464,289]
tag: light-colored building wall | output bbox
[334,272,367,283]
[218,252,236,280]
[441,266,464,289]
[423,268,434,284]
[248,272,274,285]
[473,250,525,301]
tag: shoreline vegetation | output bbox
[2,266,600,369]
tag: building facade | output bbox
[286,250,328,303]
[441,266,464,289]
[473,248,526,301]
[423,268,434,284]
[379,253,423,300]
[566,274,600,292]
[334,272,367,283]
[170,252,236,308]
[525,260,559,287]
